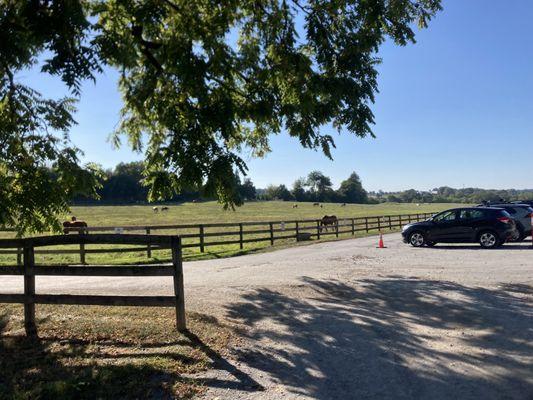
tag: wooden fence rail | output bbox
[0,212,436,264]
[0,234,186,336]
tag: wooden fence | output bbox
[0,234,186,336]
[0,212,435,264]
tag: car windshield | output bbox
[433,210,456,222]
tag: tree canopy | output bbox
[0,0,442,233]
[338,172,368,203]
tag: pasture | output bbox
[0,201,463,265]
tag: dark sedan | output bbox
[401,207,517,248]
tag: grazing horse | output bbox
[292,204,298,208]
[319,215,338,232]
[63,217,88,234]
[341,203,346,207]
[313,202,320,206]
[161,206,169,212]
[153,206,159,213]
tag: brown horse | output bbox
[63,217,88,234]
[319,215,338,232]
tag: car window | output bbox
[434,210,457,222]
[501,210,512,218]
[459,210,484,220]
[504,207,517,214]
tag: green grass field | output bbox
[0,201,464,265]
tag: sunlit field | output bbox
[0,201,464,265]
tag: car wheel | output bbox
[515,234,527,242]
[516,230,528,242]
[479,231,500,248]
[509,227,525,242]
[409,232,425,247]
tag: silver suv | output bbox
[484,204,533,241]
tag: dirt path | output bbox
[2,234,532,399]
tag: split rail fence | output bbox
[0,212,436,264]
[0,234,186,336]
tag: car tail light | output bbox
[497,217,511,224]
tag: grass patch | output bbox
[0,305,234,399]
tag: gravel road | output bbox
[2,233,532,399]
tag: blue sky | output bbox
[18,0,533,192]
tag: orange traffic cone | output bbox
[377,233,387,248]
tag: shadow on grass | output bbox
[0,311,261,399]
[225,277,533,399]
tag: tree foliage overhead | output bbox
[0,0,103,234]
[1,0,441,233]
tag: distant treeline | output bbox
[369,187,533,204]
[73,163,368,204]
[73,161,257,204]
[257,171,368,203]
[73,162,532,205]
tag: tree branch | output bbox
[131,24,163,73]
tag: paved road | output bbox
[2,234,533,399]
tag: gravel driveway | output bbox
[2,233,533,399]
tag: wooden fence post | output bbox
[351,218,355,235]
[365,218,369,233]
[316,220,321,239]
[199,225,205,253]
[146,228,152,258]
[171,237,187,332]
[335,221,339,238]
[399,215,402,228]
[17,247,22,266]
[80,243,86,264]
[269,223,274,245]
[377,217,381,232]
[388,216,392,230]
[23,243,37,337]
[295,221,299,241]
[239,223,243,250]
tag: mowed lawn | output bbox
[0,201,463,265]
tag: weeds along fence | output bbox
[0,234,186,336]
[0,212,435,264]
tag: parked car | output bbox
[512,200,533,207]
[402,207,517,248]
[479,203,533,241]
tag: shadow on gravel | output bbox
[225,277,533,400]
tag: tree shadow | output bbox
[225,277,533,399]
[0,310,261,399]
